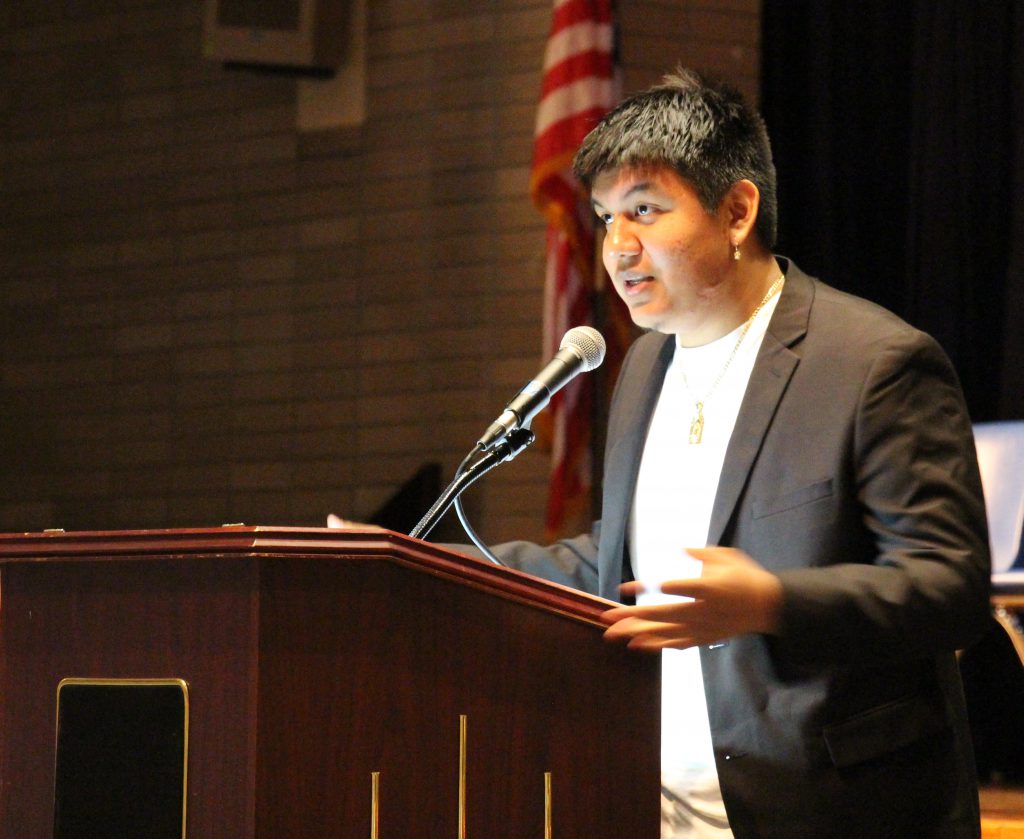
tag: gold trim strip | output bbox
[458,714,467,839]
[370,771,380,839]
[544,772,553,839]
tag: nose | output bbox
[604,216,640,263]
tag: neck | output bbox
[675,252,783,347]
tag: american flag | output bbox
[530,0,622,540]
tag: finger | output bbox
[602,599,696,623]
[604,601,702,625]
[599,605,638,625]
[618,580,647,598]
[616,621,702,649]
[627,633,699,652]
[685,546,749,568]
[603,613,711,649]
[657,578,705,598]
[602,616,673,642]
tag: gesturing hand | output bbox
[600,547,783,651]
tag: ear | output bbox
[721,179,760,247]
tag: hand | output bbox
[326,514,378,529]
[600,547,783,651]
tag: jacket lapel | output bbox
[706,264,813,545]
[597,333,675,599]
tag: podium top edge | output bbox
[0,524,391,556]
[0,525,613,625]
[0,523,364,541]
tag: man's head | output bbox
[573,68,777,250]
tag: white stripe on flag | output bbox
[542,21,614,72]
[534,76,616,138]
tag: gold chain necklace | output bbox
[681,274,785,445]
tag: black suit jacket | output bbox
[488,261,991,837]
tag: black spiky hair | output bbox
[573,68,778,248]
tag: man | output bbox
[483,70,992,837]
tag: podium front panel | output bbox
[0,527,659,837]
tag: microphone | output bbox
[476,326,606,451]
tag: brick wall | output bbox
[0,0,759,545]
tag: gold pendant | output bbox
[688,402,705,445]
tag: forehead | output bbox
[590,164,694,204]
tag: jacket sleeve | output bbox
[773,330,992,665]
[440,521,602,597]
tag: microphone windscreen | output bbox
[559,326,606,372]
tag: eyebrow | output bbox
[591,181,656,210]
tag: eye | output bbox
[597,211,613,226]
[635,204,652,217]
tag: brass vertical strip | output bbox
[180,682,190,839]
[458,714,468,839]
[370,772,380,839]
[544,772,553,839]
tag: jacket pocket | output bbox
[752,478,833,519]
[822,691,951,769]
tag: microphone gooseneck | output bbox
[409,326,607,564]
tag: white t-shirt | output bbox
[629,287,782,838]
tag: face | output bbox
[591,165,734,337]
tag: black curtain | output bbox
[761,2,1024,421]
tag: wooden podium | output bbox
[0,527,660,837]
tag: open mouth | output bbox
[623,275,653,290]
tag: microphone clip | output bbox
[408,428,536,542]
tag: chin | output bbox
[630,311,672,334]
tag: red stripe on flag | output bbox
[551,0,613,32]
[540,50,615,97]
